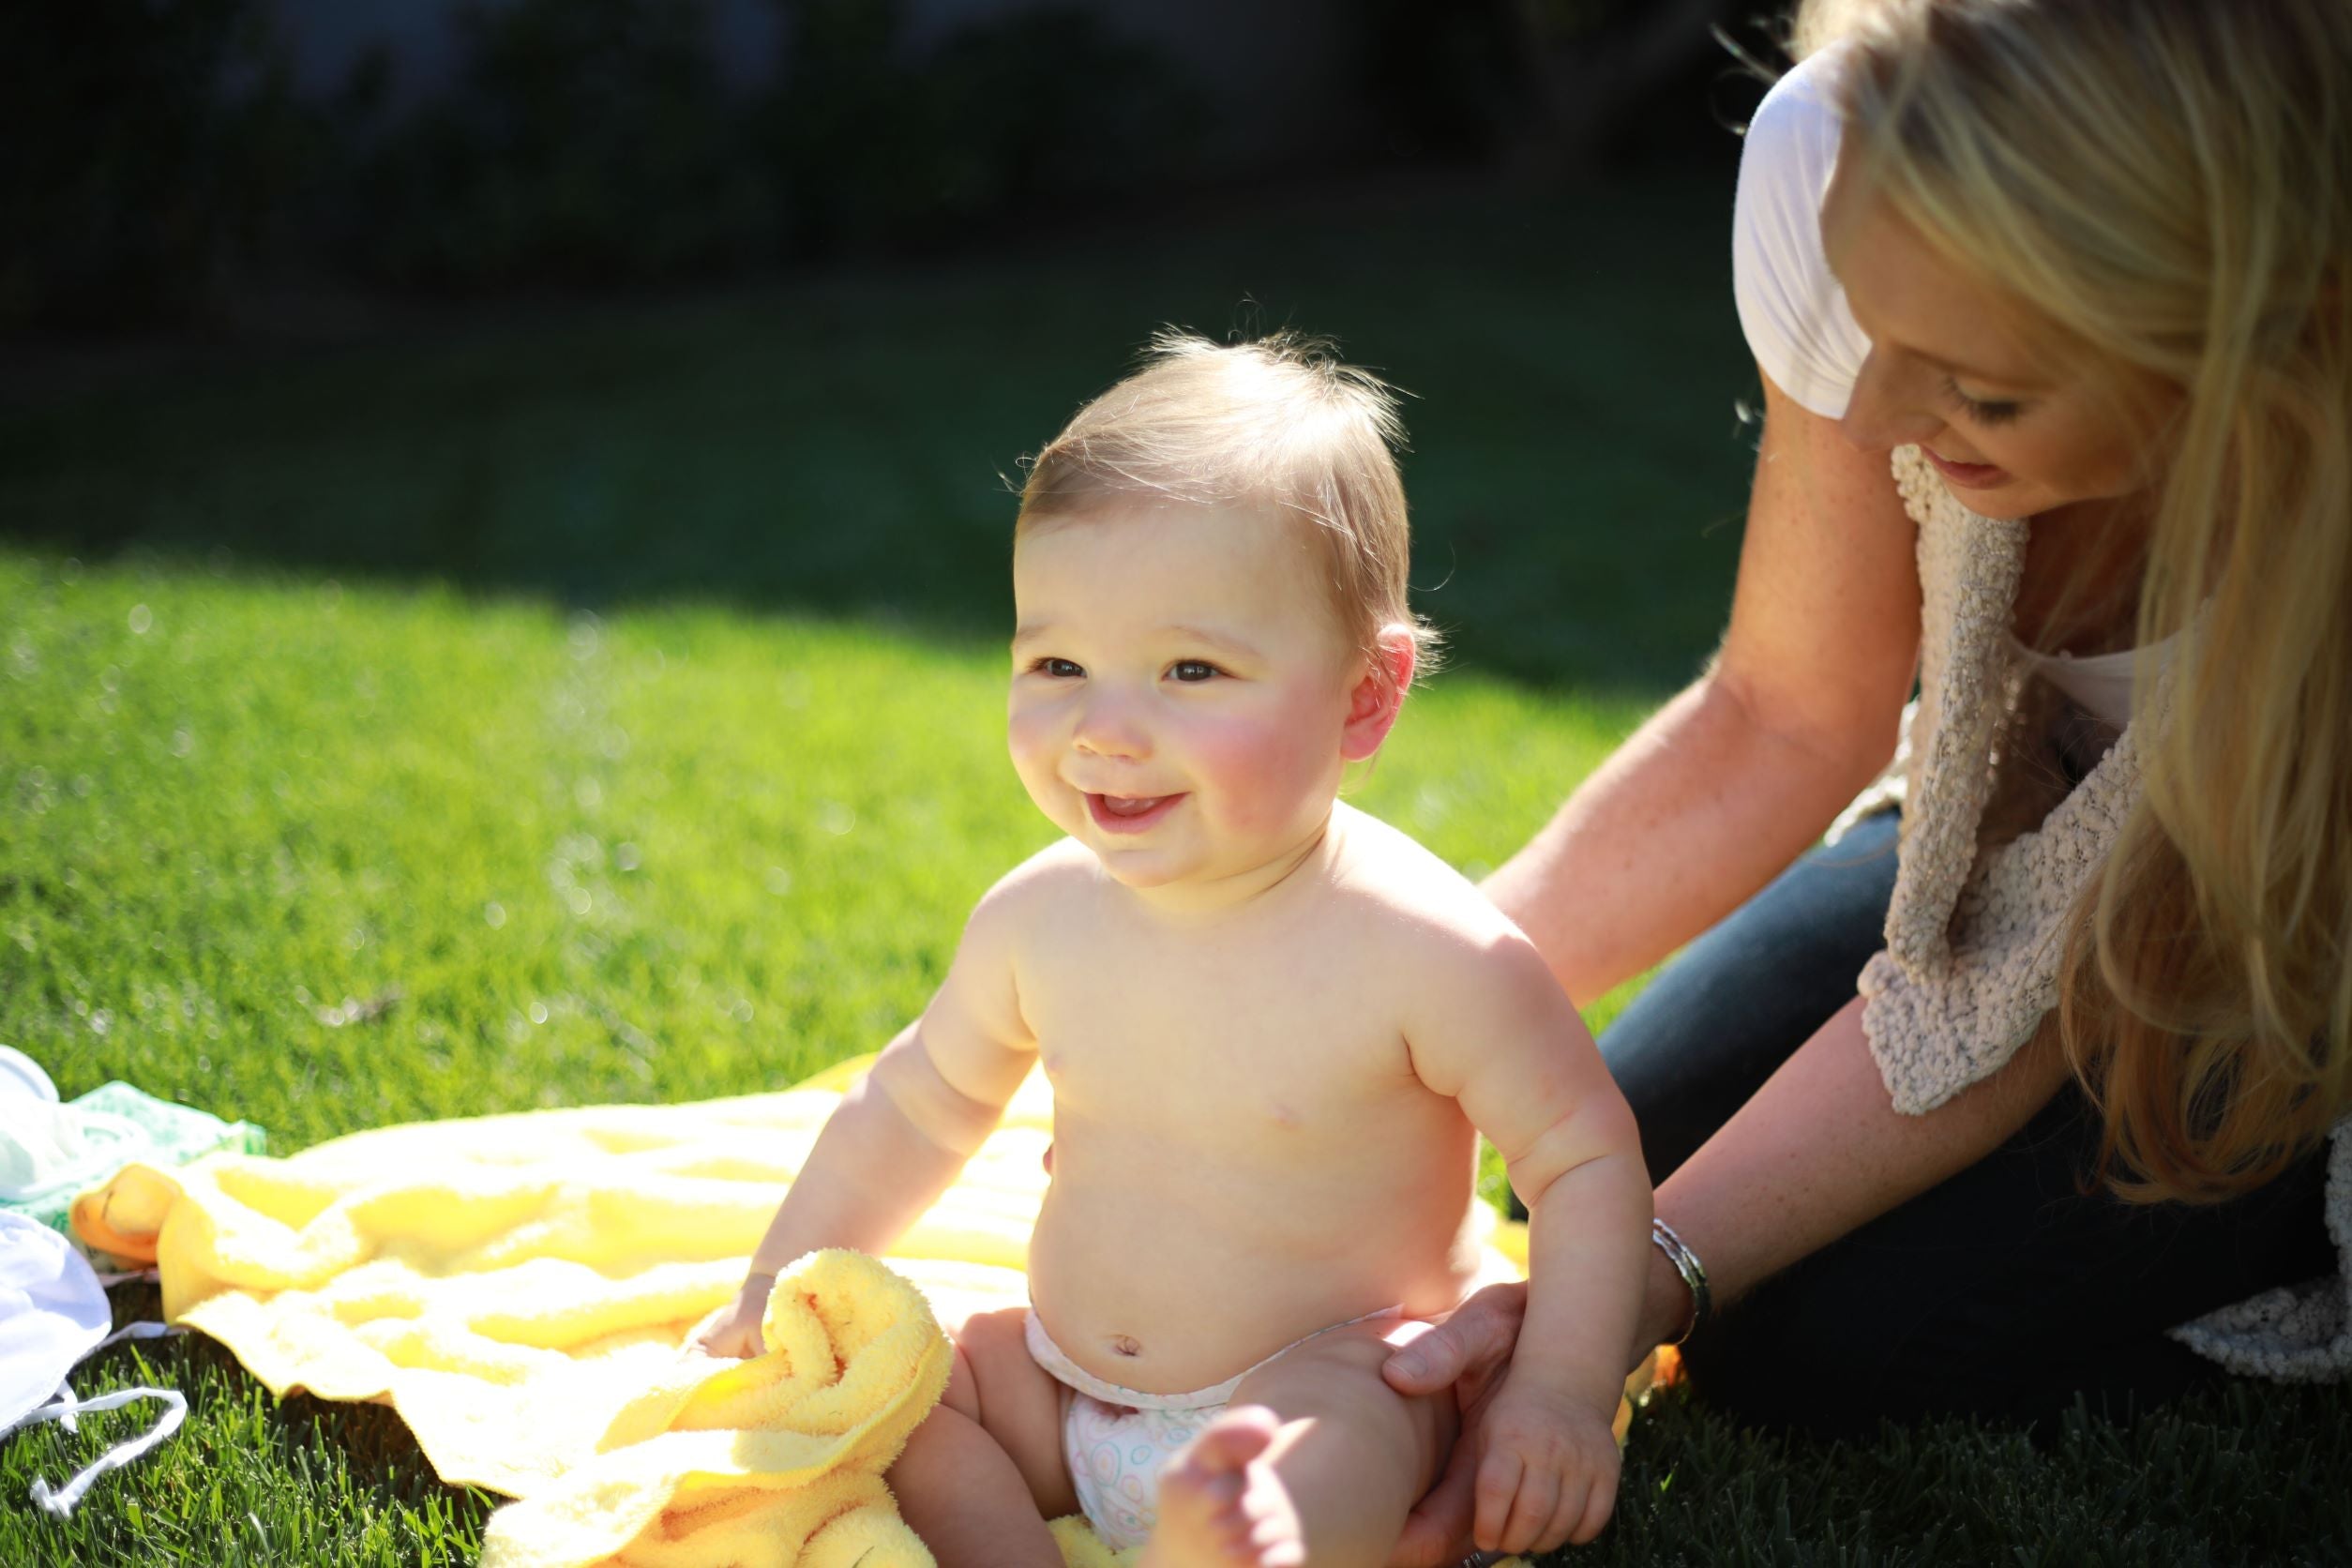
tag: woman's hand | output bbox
[1381,1283,1529,1567]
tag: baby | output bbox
[694,333,1651,1566]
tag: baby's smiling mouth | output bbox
[1085,792,1185,834]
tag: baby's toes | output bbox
[1143,1410,1289,1568]
[1188,1406,1281,1474]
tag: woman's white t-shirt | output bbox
[1731,48,1872,421]
[1728,48,2152,729]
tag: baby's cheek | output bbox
[1005,712,1067,811]
[1186,708,1336,831]
[1006,704,1056,768]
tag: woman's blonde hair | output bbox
[1017,329,1440,685]
[1802,0,2352,1200]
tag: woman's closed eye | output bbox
[1941,375,2027,426]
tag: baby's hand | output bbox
[1471,1376,1622,1555]
[686,1274,774,1360]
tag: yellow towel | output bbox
[76,1061,1534,1564]
[476,1247,950,1567]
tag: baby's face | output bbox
[1008,503,1362,896]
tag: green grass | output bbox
[4,172,2344,1565]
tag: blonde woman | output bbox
[1382,0,2350,1558]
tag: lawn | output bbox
[4,169,2346,1566]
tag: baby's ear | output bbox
[1340,626,1418,762]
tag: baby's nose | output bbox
[1073,696,1150,758]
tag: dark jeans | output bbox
[1598,811,2334,1438]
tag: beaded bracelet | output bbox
[1650,1217,1711,1345]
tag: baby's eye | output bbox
[1032,657,1084,679]
[1168,660,1220,684]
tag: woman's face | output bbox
[1820,147,2178,521]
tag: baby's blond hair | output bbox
[1017,330,1440,684]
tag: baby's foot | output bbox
[1138,1407,1304,1568]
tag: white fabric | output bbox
[0,1211,185,1518]
[0,1046,147,1206]
[1732,46,1870,418]
[0,1046,60,1105]
[0,1211,110,1430]
[0,1099,149,1207]
[2006,637,2140,729]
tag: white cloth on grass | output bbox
[0,1210,184,1517]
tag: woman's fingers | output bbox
[1383,1282,1535,1564]
[1382,1280,1529,1395]
[1387,1434,1482,1567]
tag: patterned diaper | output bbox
[1022,1306,1400,1552]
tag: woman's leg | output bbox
[1600,809,1903,1182]
[1681,1087,2336,1438]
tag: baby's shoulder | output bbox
[974,837,1096,916]
[1327,809,1583,1078]
[958,837,1104,956]
[1327,806,1542,981]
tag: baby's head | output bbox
[1006,332,1438,895]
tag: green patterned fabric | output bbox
[0,1080,265,1239]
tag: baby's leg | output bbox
[890,1306,1078,1568]
[1143,1319,1455,1568]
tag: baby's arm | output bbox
[1406,927,1651,1555]
[693,872,1039,1356]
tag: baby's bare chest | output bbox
[1018,932,1427,1140]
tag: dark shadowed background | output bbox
[1,0,1776,692]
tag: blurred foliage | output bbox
[1358,0,1541,160]
[0,0,1224,322]
[0,0,315,330]
[757,0,1203,261]
[1357,0,1765,163]
[333,0,1200,289]
[1,0,1752,329]
[328,0,780,290]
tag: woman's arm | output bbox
[1633,996,2072,1344]
[1483,373,1922,1005]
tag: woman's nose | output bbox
[1839,349,1943,452]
